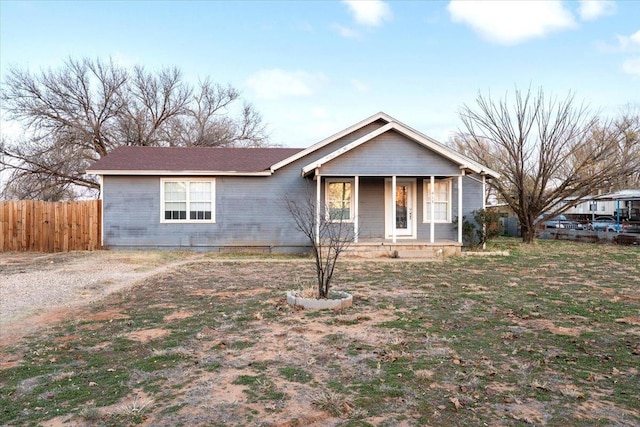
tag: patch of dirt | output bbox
[615,316,640,326]
[498,400,548,425]
[0,356,21,370]
[515,318,588,337]
[572,399,640,424]
[53,334,82,344]
[164,310,194,321]
[126,328,171,343]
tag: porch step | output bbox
[345,243,461,259]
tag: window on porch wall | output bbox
[424,179,452,223]
[326,179,354,221]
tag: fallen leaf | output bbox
[450,397,463,411]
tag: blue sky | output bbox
[1,0,639,147]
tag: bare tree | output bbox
[284,191,355,299]
[0,57,269,199]
[608,105,640,190]
[455,87,637,243]
[163,80,268,147]
[118,66,191,147]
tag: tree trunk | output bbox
[521,223,536,243]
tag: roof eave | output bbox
[86,170,273,176]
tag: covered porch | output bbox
[306,172,487,257]
[296,116,499,258]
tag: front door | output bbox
[385,178,416,238]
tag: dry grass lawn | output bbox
[1,238,639,426]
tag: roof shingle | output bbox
[87,146,304,174]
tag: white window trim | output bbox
[160,178,216,223]
[324,178,355,223]
[423,178,452,223]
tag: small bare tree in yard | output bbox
[285,191,355,299]
[454,87,639,243]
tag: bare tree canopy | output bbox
[0,57,269,200]
[454,87,639,243]
[605,105,640,189]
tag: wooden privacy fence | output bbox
[0,200,102,252]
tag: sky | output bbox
[1,0,639,148]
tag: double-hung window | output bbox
[161,178,215,222]
[424,179,451,223]
[325,179,354,222]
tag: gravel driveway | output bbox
[0,251,200,345]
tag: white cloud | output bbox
[622,57,640,77]
[332,23,361,39]
[246,69,327,100]
[447,0,577,45]
[343,0,392,27]
[617,29,640,50]
[578,0,616,21]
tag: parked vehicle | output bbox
[539,214,584,230]
[622,221,640,234]
[588,216,623,232]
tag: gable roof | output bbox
[87,146,303,176]
[269,112,397,172]
[271,111,500,178]
[87,112,499,179]
[302,117,500,178]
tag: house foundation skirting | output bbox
[345,240,461,259]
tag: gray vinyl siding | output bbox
[103,174,314,250]
[101,125,486,249]
[318,130,461,176]
[356,177,385,239]
[416,178,456,241]
[101,126,381,250]
[461,175,485,224]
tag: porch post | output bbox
[391,175,397,243]
[458,175,463,244]
[430,175,435,243]
[354,175,359,243]
[316,171,321,244]
[482,175,486,210]
[482,175,486,249]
